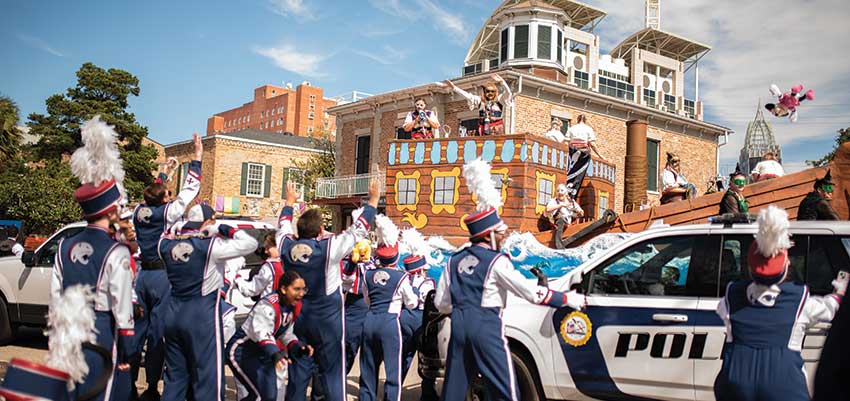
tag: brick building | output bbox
[319,0,731,229]
[206,82,337,138]
[163,129,324,218]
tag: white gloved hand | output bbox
[832,271,849,295]
[769,84,782,97]
[201,222,220,238]
[566,290,587,310]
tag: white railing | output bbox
[316,172,384,199]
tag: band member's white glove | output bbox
[566,290,587,310]
[833,271,848,295]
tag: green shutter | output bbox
[263,165,272,198]
[281,168,290,199]
[240,162,248,195]
[646,140,659,191]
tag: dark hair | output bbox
[255,233,277,258]
[413,97,426,105]
[144,183,167,206]
[6,226,18,238]
[279,269,303,289]
[577,114,586,124]
[765,103,776,111]
[470,235,490,244]
[296,208,323,239]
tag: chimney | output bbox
[624,120,648,211]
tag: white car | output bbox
[0,219,275,344]
[440,217,850,401]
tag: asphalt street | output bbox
[0,326,431,401]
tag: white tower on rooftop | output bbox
[646,0,661,29]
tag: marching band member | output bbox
[358,215,419,401]
[714,206,846,401]
[341,236,373,374]
[402,98,441,139]
[158,204,257,401]
[279,181,379,401]
[434,159,586,401]
[236,233,284,299]
[51,116,135,401]
[227,270,313,401]
[132,133,202,401]
[443,74,513,136]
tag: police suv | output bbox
[448,216,848,401]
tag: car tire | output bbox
[464,351,544,401]
[0,297,15,345]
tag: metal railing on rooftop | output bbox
[315,172,384,199]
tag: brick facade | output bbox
[164,131,322,218]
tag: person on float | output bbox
[279,180,380,401]
[341,232,374,375]
[660,152,697,204]
[434,159,586,401]
[750,151,785,182]
[543,118,566,143]
[358,215,419,401]
[544,183,584,249]
[157,203,257,401]
[719,166,749,215]
[564,114,607,199]
[443,74,513,136]
[227,270,313,401]
[714,206,846,401]
[131,133,202,401]
[797,169,840,220]
[50,116,135,401]
[403,98,441,139]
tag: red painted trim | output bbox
[10,357,71,380]
[0,387,44,401]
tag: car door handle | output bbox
[652,314,688,323]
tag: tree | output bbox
[291,131,336,201]
[27,62,157,200]
[808,126,850,167]
[0,159,81,235]
[0,95,22,163]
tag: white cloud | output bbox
[269,0,314,19]
[352,45,408,65]
[254,43,329,78]
[17,33,64,57]
[368,0,470,44]
[585,0,850,165]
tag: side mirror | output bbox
[22,251,35,267]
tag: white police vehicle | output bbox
[463,216,849,400]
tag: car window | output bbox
[37,226,85,266]
[584,236,697,296]
[806,236,850,295]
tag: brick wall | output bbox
[338,118,374,176]
[164,137,319,218]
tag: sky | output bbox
[3,0,849,174]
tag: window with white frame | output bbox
[246,163,265,196]
[574,70,590,89]
[514,25,529,58]
[278,118,283,125]
[308,111,315,120]
[278,107,284,113]
[271,108,275,115]
[491,173,504,192]
[537,25,552,60]
[397,178,417,205]
[433,176,456,204]
[308,126,314,134]
[537,178,554,205]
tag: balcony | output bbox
[315,172,385,199]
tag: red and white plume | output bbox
[375,214,400,247]
[463,158,502,212]
[755,206,792,257]
[45,284,97,390]
[70,115,127,201]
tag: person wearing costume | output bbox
[237,233,284,300]
[814,293,850,400]
[158,204,257,401]
[766,84,815,123]
[444,74,513,136]
[543,118,565,143]
[719,166,748,215]
[565,115,607,199]
[341,236,373,375]
[131,133,202,401]
[358,215,419,401]
[280,181,379,401]
[403,98,441,140]
[797,169,840,221]
[714,206,846,401]
[227,270,313,401]
[544,183,584,249]
[400,254,437,400]
[661,152,697,204]
[50,116,135,401]
[750,151,785,182]
[434,159,586,401]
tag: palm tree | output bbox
[0,95,22,162]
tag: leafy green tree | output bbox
[292,131,336,201]
[808,126,850,167]
[0,95,22,163]
[0,159,81,235]
[27,62,157,200]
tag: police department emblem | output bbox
[373,270,390,286]
[69,242,94,265]
[457,255,478,275]
[290,244,313,263]
[137,207,153,224]
[560,311,592,347]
